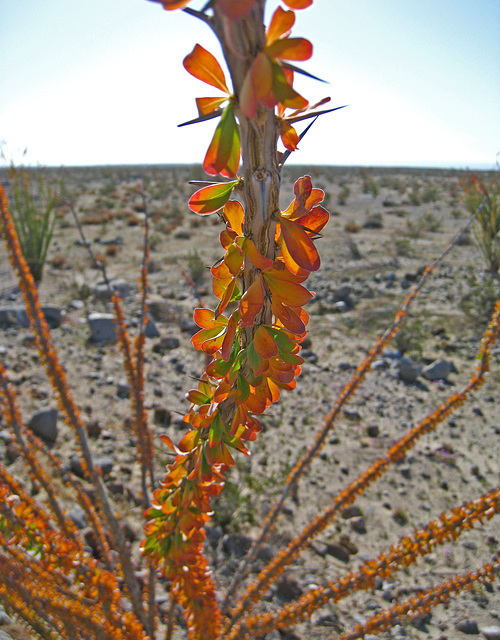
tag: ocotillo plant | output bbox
[0,2,500,640]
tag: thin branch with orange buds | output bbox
[225,300,500,630]
[336,559,500,640]
[224,203,487,604]
[230,485,500,639]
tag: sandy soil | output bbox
[0,164,499,639]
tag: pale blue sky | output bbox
[1,0,499,169]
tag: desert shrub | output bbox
[337,182,350,205]
[0,4,500,640]
[4,164,60,283]
[460,273,500,327]
[461,168,500,274]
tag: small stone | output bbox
[94,278,131,301]
[153,406,171,427]
[153,336,180,353]
[148,295,171,322]
[86,420,102,438]
[144,319,160,338]
[456,619,479,634]
[222,533,253,558]
[480,626,500,640]
[366,424,379,437]
[342,504,362,519]
[344,408,361,421]
[69,505,88,529]
[400,465,411,479]
[333,300,348,313]
[116,380,131,399]
[276,574,302,602]
[325,542,350,562]
[397,356,421,383]
[350,516,367,533]
[28,407,58,443]
[422,358,453,381]
[88,313,116,342]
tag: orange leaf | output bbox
[270,60,308,110]
[158,0,191,9]
[240,52,274,119]
[215,278,237,318]
[241,238,274,270]
[211,260,233,280]
[282,0,312,8]
[191,326,225,351]
[204,103,241,177]
[266,37,312,62]
[183,44,229,93]
[225,243,244,275]
[189,180,238,215]
[221,311,238,361]
[239,276,265,326]
[193,308,227,329]
[264,273,313,307]
[266,7,295,45]
[279,120,299,151]
[179,429,200,452]
[279,216,320,271]
[271,298,306,334]
[196,96,227,116]
[224,200,244,235]
[296,205,329,234]
[254,325,278,358]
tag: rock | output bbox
[333,300,348,313]
[276,574,303,602]
[0,305,62,329]
[153,406,171,427]
[153,336,180,353]
[350,516,367,533]
[0,604,11,624]
[222,533,253,558]
[481,626,500,640]
[28,407,58,443]
[301,349,318,364]
[88,312,116,342]
[94,278,131,301]
[344,408,361,421]
[397,356,420,383]
[86,420,102,438]
[148,295,171,322]
[422,358,453,381]
[69,505,88,529]
[366,424,379,437]
[0,630,15,640]
[342,504,362,519]
[325,542,350,562]
[116,380,131,399]
[144,319,160,338]
[456,619,480,634]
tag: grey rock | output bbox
[397,356,421,383]
[480,626,500,640]
[456,619,479,634]
[222,533,253,558]
[94,278,131,301]
[148,295,171,322]
[276,574,302,602]
[88,312,116,342]
[153,336,180,353]
[350,516,367,533]
[333,300,348,313]
[325,542,350,562]
[69,505,88,529]
[0,604,11,624]
[422,358,453,381]
[366,424,379,437]
[144,319,160,338]
[117,380,131,399]
[0,630,15,640]
[342,504,362,519]
[70,454,113,478]
[0,305,62,329]
[28,407,58,442]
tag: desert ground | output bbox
[0,164,499,640]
